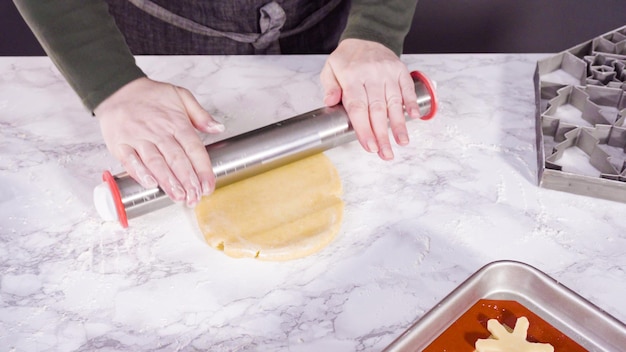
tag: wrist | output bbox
[94,76,151,116]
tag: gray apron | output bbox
[104,0,350,55]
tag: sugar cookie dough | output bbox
[475,317,555,352]
[194,153,344,261]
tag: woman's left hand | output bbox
[321,38,421,160]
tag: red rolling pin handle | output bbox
[101,170,129,228]
[411,70,438,120]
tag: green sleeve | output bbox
[13,0,145,111]
[341,0,419,56]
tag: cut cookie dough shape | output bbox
[475,317,554,352]
[195,153,343,261]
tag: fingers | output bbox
[97,78,219,207]
[399,69,421,120]
[342,84,379,155]
[321,60,382,155]
[175,86,218,197]
[117,135,209,207]
[386,82,410,147]
[324,39,422,161]
[320,62,342,107]
[116,140,189,205]
[171,121,216,198]
[152,136,203,206]
[364,82,394,160]
[341,77,407,160]
[175,86,225,134]
[118,146,158,189]
[351,79,407,160]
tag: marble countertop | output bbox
[1,54,625,351]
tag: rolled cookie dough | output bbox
[194,153,344,261]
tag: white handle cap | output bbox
[93,182,119,222]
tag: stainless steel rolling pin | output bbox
[93,71,437,227]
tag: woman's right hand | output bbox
[94,77,224,207]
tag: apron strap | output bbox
[126,0,342,54]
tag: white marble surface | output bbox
[1,54,625,351]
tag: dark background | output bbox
[2,0,626,56]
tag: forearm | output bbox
[341,0,418,56]
[14,0,145,111]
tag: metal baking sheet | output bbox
[383,260,626,351]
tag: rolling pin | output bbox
[93,71,438,227]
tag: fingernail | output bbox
[186,191,199,207]
[398,133,409,145]
[143,175,158,188]
[324,90,340,106]
[201,179,212,196]
[169,178,186,201]
[367,140,379,153]
[207,121,225,133]
[186,176,201,207]
[409,107,421,119]
[381,146,394,160]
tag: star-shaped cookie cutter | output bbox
[584,54,626,89]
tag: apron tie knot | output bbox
[253,2,286,53]
[126,0,343,54]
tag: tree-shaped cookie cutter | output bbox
[541,85,612,141]
[542,85,626,179]
[592,27,626,60]
[545,124,626,180]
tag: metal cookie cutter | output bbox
[545,124,626,178]
[93,71,438,228]
[534,25,626,202]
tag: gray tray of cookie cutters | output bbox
[534,25,626,202]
